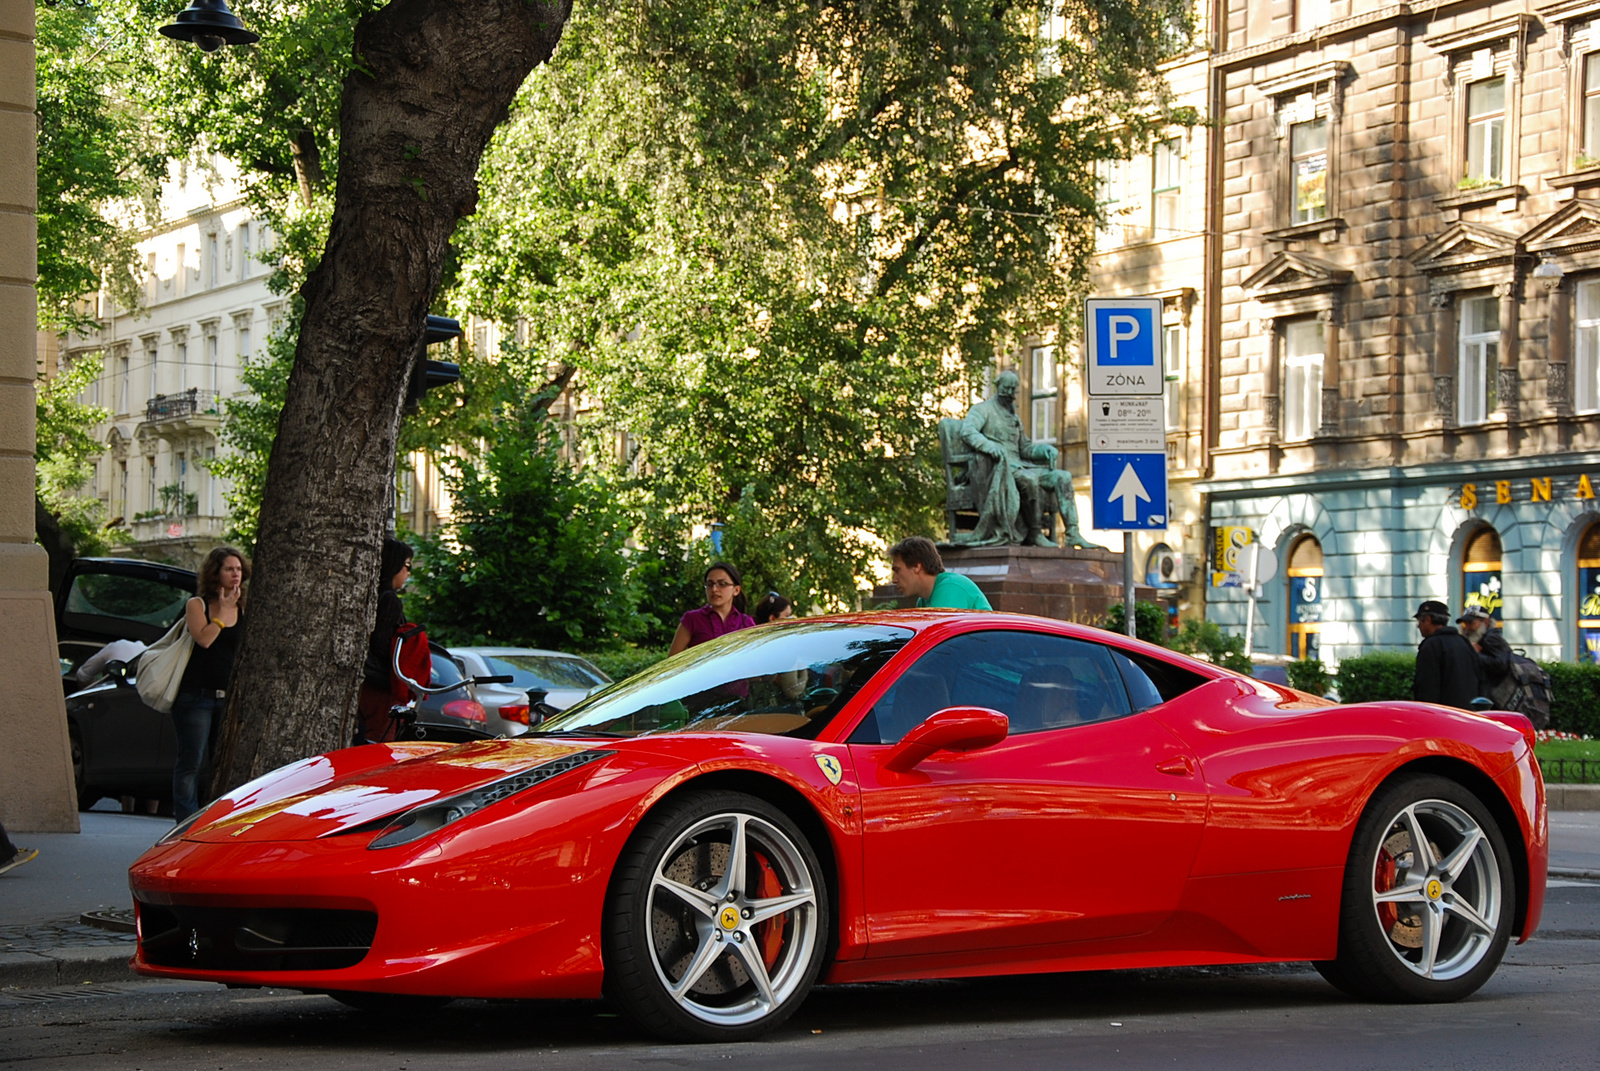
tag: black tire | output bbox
[603,790,829,1042]
[70,725,101,811]
[1315,773,1514,1003]
[325,991,453,1013]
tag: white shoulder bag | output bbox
[135,612,197,714]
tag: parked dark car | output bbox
[68,644,489,811]
[55,558,197,679]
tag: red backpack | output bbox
[390,622,432,701]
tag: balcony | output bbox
[143,389,222,435]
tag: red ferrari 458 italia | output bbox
[128,612,1547,1041]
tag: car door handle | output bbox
[1155,755,1194,776]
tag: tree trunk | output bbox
[212,0,573,792]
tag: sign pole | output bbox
[1242,543,1259,657]
[1124,537,1136,638]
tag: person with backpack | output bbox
[1458,607,1512,701]
[358,537,425,743]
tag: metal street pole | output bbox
[1124,536,1136,638]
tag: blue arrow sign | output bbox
[1091,452,1168,531]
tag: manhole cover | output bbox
[80,909,136,934]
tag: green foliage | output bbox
[208,300,300,548]
[35,1,165,332]
[1286,658,1333,697]
[407,399,644,650]
[37,358,125,555]
[1170,618,1251,673]
[1334,651,1416,705]
[453,0,1195,609]
[1541,662,1600,739]
[579,646,672,683]
[1100,600,1169,646]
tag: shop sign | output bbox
[1579,559,1600,663]
[1211,525,1254,588]
[1455,474,1596,509]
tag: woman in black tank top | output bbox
[170,546,250,822]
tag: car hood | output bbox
[187,738,599,843]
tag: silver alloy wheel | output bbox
[645,811,820,1028]
[1368,797,1503,981]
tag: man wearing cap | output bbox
[1413,600,1483,709]
[1458,606,1513,707]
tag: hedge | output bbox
[1334,651,1600,737]
[578,646,670,683]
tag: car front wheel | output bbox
[604,790,828,1042]
[1315,773,1514,1003]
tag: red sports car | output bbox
[128,612,1546,1042]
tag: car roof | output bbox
[448,647,597,660]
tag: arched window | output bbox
[1462,527,1504,621]
[1577,523,1600,662]
[1286,535,1323,660]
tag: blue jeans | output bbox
[171,692,223,822]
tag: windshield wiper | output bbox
[527,728,627,738]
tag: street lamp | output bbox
[159,0,259,52]
[1533,255,1565,283]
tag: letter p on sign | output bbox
[1108,315,1141,361]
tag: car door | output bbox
[846,629,1207,960]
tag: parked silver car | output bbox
[446,647,612,736]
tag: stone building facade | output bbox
[1204,0,1600,664]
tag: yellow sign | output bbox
[815,755,844,786]
[1211,526,1254,587]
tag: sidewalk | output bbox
[2,793,1598,991]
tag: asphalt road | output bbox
[2,880,1596,1071]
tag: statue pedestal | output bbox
[876,545,1156,625]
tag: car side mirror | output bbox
[883,706,1009,772]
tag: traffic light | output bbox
[405,314,462,413]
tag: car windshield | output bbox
[538,622,912,739]
[479,654,609,690]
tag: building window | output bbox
[1153,139,1182,238]
[1164,323,1182,429]
[1286,534,1324,661]
[1290,119,1328,224]
[1465,78,1506,185]
[1462,526,1504,622]
[1282,319,1324,441]
[1458,293,1499,425]
[1577,279,1600,413]
[1094,158,1126,249]
[205,332,219,394]
[118,352,130,414]
[1578,522,1600,662]
[1030,345,1058,442]
[176,336,188,392]
[145,340,158,398]
[1584,55,1600,167]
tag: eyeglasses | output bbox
[705,580,736,589]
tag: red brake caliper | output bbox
[1375,847,1399,932]
[753,850,785,968]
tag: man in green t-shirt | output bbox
[888,536,992,610]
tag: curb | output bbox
[1550,868,1600,881]
[1547,783,1600,811]
[0,946,134,988]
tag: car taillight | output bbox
[500,703,531,725]
[442,699,486,723]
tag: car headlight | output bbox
[367,750,613,850]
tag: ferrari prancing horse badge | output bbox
[815,755,843,786]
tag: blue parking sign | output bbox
[1085,297,1164,395]
[1091,452,1168,531]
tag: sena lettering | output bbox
[1458,473,1596,510]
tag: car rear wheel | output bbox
[70,725,101,811]
[1315,774,1513,1003]
[604,790,828,1042]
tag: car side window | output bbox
[851,631,1136,745]
[1111,649,1212,708]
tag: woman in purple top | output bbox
[668,561,756,655]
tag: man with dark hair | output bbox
[888,536,991,609]
[1413,600,1482,709]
